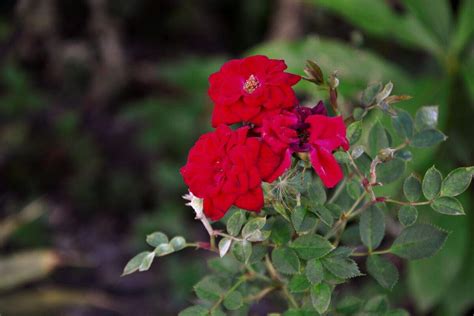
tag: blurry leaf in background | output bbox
[407,207,469,313]
[0,199,48,247]
[0,250,59,291]
[249,36,410,98]
[307,0,444,56]
[0,287,116,316]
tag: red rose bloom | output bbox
[259,104,349,188]
[208,55,301,127]
[306,115,349,188]
[181,125,285,220]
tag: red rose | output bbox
[306,115,349,188]
[259,104,349,188]
[208,55,300,127]
[180,125,285,220]
[257,112,298,182]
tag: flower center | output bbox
[243,74,260,94]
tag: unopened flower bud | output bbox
[297,152,310,161]
[303,60,324,85]
[377,148,394,162]
[329,72,339,89]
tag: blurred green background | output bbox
[0,0,472,315]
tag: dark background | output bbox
[0,0,473,315]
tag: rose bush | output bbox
[124,56,473,316]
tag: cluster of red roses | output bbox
[181,55,349,220]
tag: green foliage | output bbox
[366,255,399,290]
[441,167,473,197]
[310,283,332,314]
[390,224,448,259]
[289,235,334,260]
[403,174,422,202]
[146,232,168,247]
[123,58,473,315]
[398,206,418,227]
[305,259,324,285]
[431,196,465,215]
[272,248,301,275]
[231,240,252,263]
[422,166,443,200]
[359,205,385,251]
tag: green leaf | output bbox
[451,0,474,54]
[272,247,301,275]
[336,296,363,314]
[402,0,452,47]
[395,149,413,161]
[249,36,410,95]
[178,305,209,316]
[308,176,327,204]
[226,210,246,237]
[272,201,291,222]
[242,217,267,241]
[291,206,317,234]
[321,256,362,279]
[271,218,293,245]
[440,167,473,197]
[218,238,232,258]
[310,283,332,314]
[346,179,362,200]
[385,309,410,316]
[376,158,406,184]
[407,212,469,312]
[122,251,149,276]
[194,276,224,301]
[422,166,443,200]
[289,274,311,293]
[334,151,350,164]
[363,295,389,313]
[431,197,465,215]
[208,256,240,275]
[170,236,186,251]
[223,291,243,310]
[308,204,334,227]
[232,240,252,263]
[308,0,443,55]
[347,121,363,144]
[403,174,422,202]
[155,243,174,256]
[359,205,385,251]
[390,224,448,259]
[290,235,334,260]
[362,83,382,106]
[248,244,268,264]
[283,308,316,316]
[305,259,324,285]
[398,205,418,227]
[366,255,399,290]
[146,232,168,247]
[392,109,414,139]
[415,106,439,131]
[138,251,155,272]
[410,129,446,147]
[353,108,368,121]
[369,121,390,157]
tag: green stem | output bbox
[211,275,248,312]
[352,248,391,257]
[328,177,347,203]
[385,199,432,206]
[244,286,276,303]
[264,255,298,308]
[325,191,367,240]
